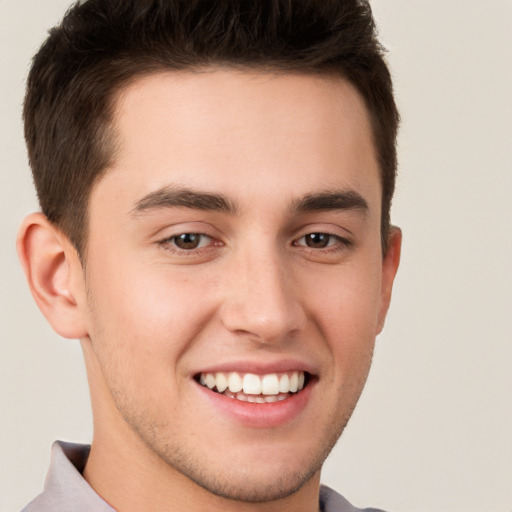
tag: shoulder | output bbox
[320,485,388,512]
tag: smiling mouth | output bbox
[196,371,309,403]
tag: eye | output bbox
[294,233,346,250]
[165,233,212,250]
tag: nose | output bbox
[219,244,306,344]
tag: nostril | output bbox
[218,277,306,343]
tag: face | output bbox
[78,70,399,503]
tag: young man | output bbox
[17,1,401,511]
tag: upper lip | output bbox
[193,358,318,377]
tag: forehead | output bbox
[95,69,380,216]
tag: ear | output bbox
[377,226,402,334]
[17,212,88,339]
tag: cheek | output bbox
[305,260,381,331]
[84,259,218,378]
[300,258,382,367]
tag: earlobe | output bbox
[377,226,402,334]
[17,212,88,340]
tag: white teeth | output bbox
[289,372,299,393]
[215,372,228,393]
[298,372,305,391]
[243,373,262,395]
[279,374,290,393]
[261,374,280,395]
[199,370,307,399]
[228,372,243,393]
[205,373,216,390]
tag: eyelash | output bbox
[159,233,218,254]
[293,233,351,253]
[159,232,351,255]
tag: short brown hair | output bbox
[24,0,399,257]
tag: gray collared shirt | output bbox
[22,441,386,512]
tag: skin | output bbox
[18,70,401,512]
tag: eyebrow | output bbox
[131,186,238,216]
[291,190,369,214]
[130,185,368,218]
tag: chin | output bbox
[146,424,341,504]
[177,458,322,503]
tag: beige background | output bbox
[1,1,511,511]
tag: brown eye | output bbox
[172,233,207,250]
[303,233,332,249]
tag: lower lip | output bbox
[195,380,315,429]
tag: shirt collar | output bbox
[29,441,115,512]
